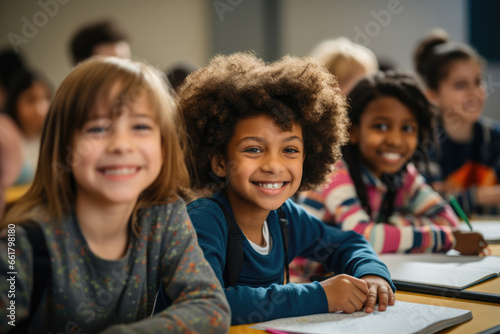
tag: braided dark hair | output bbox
[344,71,436,219]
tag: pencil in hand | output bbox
[448,195,473,231]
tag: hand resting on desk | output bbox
[319,274,395,314]
[475,185,500,207]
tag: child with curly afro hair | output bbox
[178,52,395,325]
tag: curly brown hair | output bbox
[178,52,349,193]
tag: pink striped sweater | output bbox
[299,160,460,253]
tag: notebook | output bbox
[251,301,472,334]
[461,220,500,244]
[378,253,500,290]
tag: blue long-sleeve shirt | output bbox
[187,193,395,325]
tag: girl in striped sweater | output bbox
[299,71,487,255]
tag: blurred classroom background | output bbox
[0,0,499,120]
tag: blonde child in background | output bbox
[414,29,500,216]
[0,57,230,333]
[179,53,395,325]
[310,37,378,95]
[300,71,488,256]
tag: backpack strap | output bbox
[207,198,243,287]
[277,206,289,284]
[207,197,290,286]
[12,222,51,333]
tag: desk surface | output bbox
[490,244,500,256]
[230,245,500,334]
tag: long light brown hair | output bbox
[2,57,189,230]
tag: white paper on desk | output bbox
[378,253,500,289]
[461,220,500,244]
[251,301,471,334]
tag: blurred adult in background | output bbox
[69,19,131,65]
[4,69,52,185]
[310,37,378,95]
[414,29,500,215]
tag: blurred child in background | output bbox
[0,114,23,220]
[310,37,378,95]
[414,29,500,216]
[4,70,52,184]
[69,19,131,65]
[300,71,488,256]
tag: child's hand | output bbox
[360,275,395,313]
[476,185,500,207]
[319,274,368,313]
[453,230,488,255]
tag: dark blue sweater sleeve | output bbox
[284,200,395,290]
[188,199,328,325]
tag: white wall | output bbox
[1,0,498,120]
[281,0,499,120]
[282,0,467,70]
[0,0,210,89]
